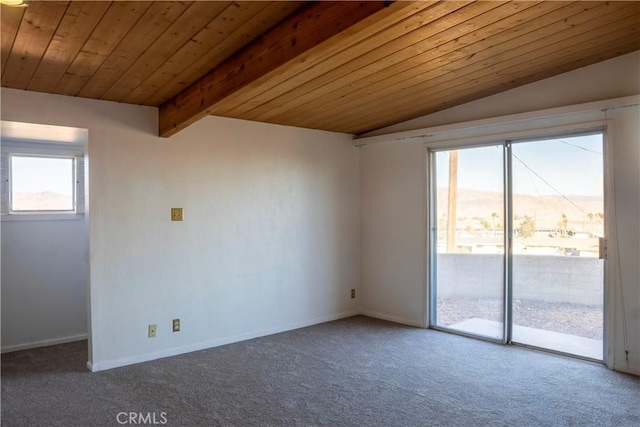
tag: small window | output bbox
[1,150,85,218]
[10,155,75,212]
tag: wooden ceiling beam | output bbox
[158,1,393,138]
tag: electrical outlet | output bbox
[171,208,184,221]
[172,318,180,332]
[148,324,157,338]
[351,288,356,299]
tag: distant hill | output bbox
[12,192,72,211]
[436,188,603,231]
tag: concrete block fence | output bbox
[436,254,603,306]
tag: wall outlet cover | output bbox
[148,324,157,338]
[171,208,184,221]
[172,318,180,332]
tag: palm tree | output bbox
[558,213,568,236]
[491,212,499,237]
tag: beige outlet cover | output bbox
[171,208,183,221]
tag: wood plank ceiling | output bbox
[2,1,639,137]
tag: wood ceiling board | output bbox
[97,1,230,103]
[494,39,640,93]
[374,37,640,134]
[77,1,192,100]
[345,45,640,134]
[27,1,111,93]
[242,1,537,125]
[211,0,443,118]
[137,1,299,106]
[345,4,640,130]
[1,0,637,137]
[440,20,640,102]
[159,1,394,137]
[125,1,272,106]
[223,0,473,121]
[276,2,592,130]
[333,36,639,133]
[294,1,635,132]
[336,12,640,133]
[268,0,538,129]
[53,1,152,96]
[1,1,69,89]
[0,5,26,75]
[284,2,577,130]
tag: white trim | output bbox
[603,122,615,371]
[421,144,429,329]
[354,95,639,146]
[1,213,84,221]
[360,310,425,328]
[1,333,88,353]
[421,120,607,151]
[1,150,85,218]
[88,311,358,372]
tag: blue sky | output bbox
[435,133,604,197]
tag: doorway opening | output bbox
[0,121,90,366]
[429,133,604,360]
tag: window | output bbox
[1,146,85,218]
[10,155,75,212]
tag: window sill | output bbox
[0,213,85,222]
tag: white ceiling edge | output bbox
[0,120,87,146]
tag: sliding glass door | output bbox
[511,135,604,359]
[430,145,506,341]
[429,133,604,360]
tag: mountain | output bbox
[12,192,72,211]
[436,188,603,231]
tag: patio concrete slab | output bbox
[450,318,603,360]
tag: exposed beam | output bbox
[158,1,392,138]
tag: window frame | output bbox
[1,139,85,221]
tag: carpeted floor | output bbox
[2,316,639,426]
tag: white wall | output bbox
[360,51,640,375]
[360,141,425,326]
[1,87,360,371]
[606,105,640,375]
[1,219,87,351]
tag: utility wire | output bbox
[557,139,602,154]
[526,168,541,197]
[512,152,594,219]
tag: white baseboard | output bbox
[360,310,425,328]
[1,333,88,354]
[89,310,359,372]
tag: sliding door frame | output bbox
[427,141,508,345]
[427,127,607,360]
[504,141,513,344]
